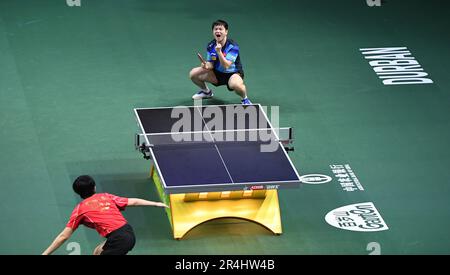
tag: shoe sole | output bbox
[192,95,214,100]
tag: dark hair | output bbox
[73,175,96,199]
[212,19,228,30]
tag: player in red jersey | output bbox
[42,175,169,255]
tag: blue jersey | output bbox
[206,39,244,75]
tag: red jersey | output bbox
[66,193,129,237]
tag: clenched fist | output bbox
[215,42,222,53]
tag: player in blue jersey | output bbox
[189,20,252,105]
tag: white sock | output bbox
[202,87,210,93]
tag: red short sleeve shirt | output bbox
[66,193,129,237]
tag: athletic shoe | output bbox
[241,98,252,105]
[192,90,213,99]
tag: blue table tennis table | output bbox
[134,104,301,239]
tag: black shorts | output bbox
[101,223,136,255]
[212,70,244,91]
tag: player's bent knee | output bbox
[93,241,105,255]
[190,67,208,81]
[189,68,198,80]
[93,246,103,255]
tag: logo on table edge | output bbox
[299,174,332,184]
[325,202,389,232]
[265,184,280,190]
[243,184,280,191]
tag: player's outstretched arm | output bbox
[128,198,169,208]
[42,227,74,255]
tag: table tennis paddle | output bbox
[197,53,206,64]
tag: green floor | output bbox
[1,0,450,255]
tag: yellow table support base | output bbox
[170,190,282,239]
[151,165,283,240]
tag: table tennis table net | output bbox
[144,128,280,146]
